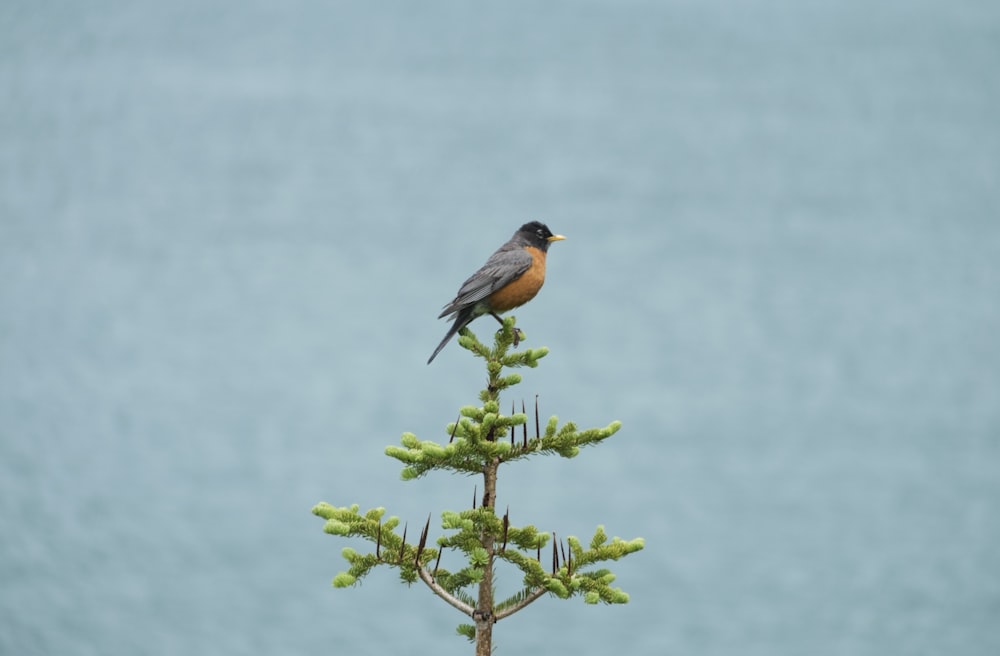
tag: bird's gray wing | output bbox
[438,247,533,318]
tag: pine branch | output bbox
[384,327,623,478]
[417,566,475,616]
[313,315,644,652]
[495,586,549,618]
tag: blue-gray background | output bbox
[2,1,998,654]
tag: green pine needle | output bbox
[312,315,643,645]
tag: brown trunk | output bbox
[475,457,499,655]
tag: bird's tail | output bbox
[427,311,472,364]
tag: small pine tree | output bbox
[313,317,643,655]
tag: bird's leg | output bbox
[490,313,523,347]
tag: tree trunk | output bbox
[475,457,499,655]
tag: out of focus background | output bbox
[2,1,998,654]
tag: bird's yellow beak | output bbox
[547,234,566,242]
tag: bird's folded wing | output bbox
[438,248,533,317]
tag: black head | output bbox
[516,221,566,250]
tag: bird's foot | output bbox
[490,313,523,347]
[494,325,524,347]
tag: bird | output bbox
[427,221,566,364]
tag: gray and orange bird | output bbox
[427,221,565,364]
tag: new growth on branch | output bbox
[313,317,643,651]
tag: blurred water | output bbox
[2,1,999,655]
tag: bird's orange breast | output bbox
[488,246,547,312]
